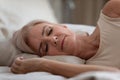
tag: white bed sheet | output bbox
[0,67,120,80]
[0,66,66,80]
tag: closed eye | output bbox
[41,43,48,56]
[45,43,48,53]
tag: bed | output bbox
[0,0,120,80]
[0,24,120,80]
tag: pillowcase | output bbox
[65,24,95,34]
[43,55,85,64]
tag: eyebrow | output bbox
[38,25,47,56]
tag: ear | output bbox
[84,32,89,36]
[81,32,89,36]
[61,24,67,28]
[76,31,89,36]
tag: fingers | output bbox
[11,57,24,74]
[11,61,20,74]
[11,64,19,74]
[14,57,23,65]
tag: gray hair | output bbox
[12,19,49,53]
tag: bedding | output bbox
[69,71,120,80]
[1,24,120,80]
[0,67,120,80]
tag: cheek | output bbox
[28,38,40,52]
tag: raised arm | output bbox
[103,0,120,18]
[11,57,119,78]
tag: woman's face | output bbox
[28,22,77,57]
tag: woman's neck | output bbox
[73,28,100,60]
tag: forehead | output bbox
[30,22,59,34]
[28,22,57,39]
[32,22,57,30]
[28,23,41,40]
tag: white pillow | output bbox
[43,55,85,64]
[65,24,95,34]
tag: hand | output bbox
[11,57,45,74]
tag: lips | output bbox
[61,35,66,50]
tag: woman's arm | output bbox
[11,57,119,78]
[103,0,120,18]
[37,58,119,77]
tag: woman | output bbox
[11,0,120,78]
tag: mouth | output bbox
[61,35,66,50]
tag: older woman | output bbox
[11,0,120,78]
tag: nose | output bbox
[43,36,58,46]
[53,36,58,45]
